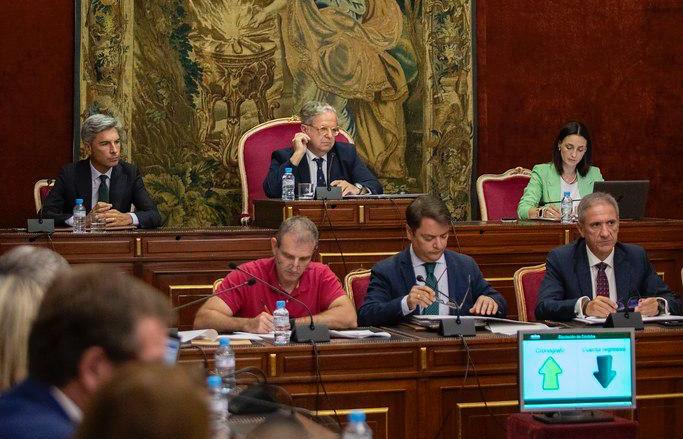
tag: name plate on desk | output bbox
[253,198,417,229]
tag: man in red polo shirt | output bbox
[193,216,357,333]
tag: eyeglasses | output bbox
[616,297,641,313]
[305,124,340,136]
[561,144,586,153]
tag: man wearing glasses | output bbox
[536,192,681,321]
[358,195,507,327]
[263,101,382,198]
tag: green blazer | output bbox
[517,162,604,219]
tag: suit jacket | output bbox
[517,163,604,219]
[358,248,507,327]
[535,238,681,321]
[262,141,383,198]
[0,379,75,439]
[42,158,162,228]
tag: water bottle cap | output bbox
[564,192,571,196]
[219,338,230,346]
[75,198,83,205]
[348,410,366,423]
[207,375,221,388]
[276,300,286,308]
[285,167,293,173]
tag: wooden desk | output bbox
[1,219,682,328]
[179,326,683,439]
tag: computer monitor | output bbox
[518,328,635,422]
[593,180,649,219]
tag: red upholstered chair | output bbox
[34,179,55,213]
[237,117,353,224]
[476,167,531,221]
[344,268,372,311]
[513,263,546,322]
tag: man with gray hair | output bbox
[42,114,161,228]
[194,216,357,332]
[536,192,681,321]
[263,101,382,198]
[0,246,69,290]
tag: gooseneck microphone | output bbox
[172,278,256,312]
[228,262,330,343]
[415,275,475,336]
[326,152,336,191]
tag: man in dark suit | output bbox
[263,101,382,198]
[359,195,507,327]
[42,114,161,228]
[536,192,681,321]
[0,266,171,439]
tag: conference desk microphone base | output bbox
[439,318,476,337]
[291,323,330,343]
[604,311,644,330]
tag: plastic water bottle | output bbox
[72,198,86,233]
[207,375,229,438]
[560,191,572,224]
[214,338,235,396]
[273,300,291,345]
[342,410,372,439]
[282,167,295,201]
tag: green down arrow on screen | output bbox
[539,356,563,390]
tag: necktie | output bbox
[312,157,326,188]
[98,175,110,203]
[422,262,440,315]
[595,262,609,298]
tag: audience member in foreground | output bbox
[0,266,172,439]
[263,101,382,197]
[359,194,507,326]
[42,113,161,228]
[0,246,68,392]
[517,121,603,220]
[74,363,209,439]
[0,276,44,391]
[535,192,681,321]
[0,245,69,289]
[194,216,356,333]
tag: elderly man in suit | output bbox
[42,114,161,228]
[535,192,681,321]
[358,195,507,326]
[263,101,383,198]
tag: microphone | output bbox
[228,262,330,343]
[172,278,256,311]
[326,152,335,191]
[28,179,55,234]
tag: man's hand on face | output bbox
[585,296,618,318]
[330,180,361,196]
[244,312,274,333]
[289,132,310,166]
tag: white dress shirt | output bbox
[50,386,82,423]
[401,245,450,315]
[305,149,328,190]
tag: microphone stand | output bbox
[228,263,330,343]
[28,178,55,233]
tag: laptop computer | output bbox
[593,180,649,219]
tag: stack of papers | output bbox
[411,315,550,335]
[329,330,391,339]
[574,314,683,325]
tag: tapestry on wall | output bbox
[76,0,475,226]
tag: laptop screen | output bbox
[518,329,635,412]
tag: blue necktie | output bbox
[422,262,440,315]
[312,157,326,188]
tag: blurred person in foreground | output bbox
[0,245,69,290]
[0,266,172,439]
[74,363,209,439]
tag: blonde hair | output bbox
[0,275,44,391]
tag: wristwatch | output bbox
[354,183,365,194]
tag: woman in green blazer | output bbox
[517,122,603,219]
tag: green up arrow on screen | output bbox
[538,356,563,390]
